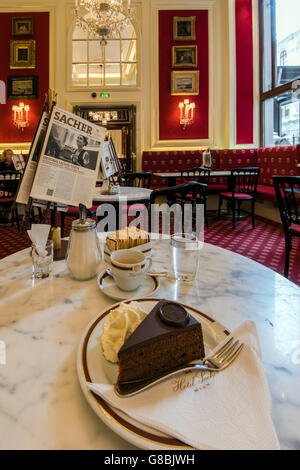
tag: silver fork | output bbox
[114,337,244,397]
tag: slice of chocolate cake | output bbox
[117,300,205,384]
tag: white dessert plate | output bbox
[77,298,230,450]
[97,270,160,301]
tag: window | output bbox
[71,15,137,87]
[260,0,300,146]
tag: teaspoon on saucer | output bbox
[105,268,168,278]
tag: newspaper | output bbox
[12,154,25,172]
[16,112,49,204]
[99,139,121,179]
[30,107,106,208]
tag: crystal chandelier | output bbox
[74,0,132,45]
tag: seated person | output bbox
[71,135,90,167]
[0,149,16,172]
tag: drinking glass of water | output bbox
[171,233,200,282]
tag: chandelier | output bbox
[74,0,132,44]
[89,110,118,126]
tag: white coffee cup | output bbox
[110,249,152,291]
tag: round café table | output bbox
[0,240,299,450]
[93,186,152,230]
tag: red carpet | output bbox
[0,214,299,286]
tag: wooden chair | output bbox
[273,176,300,278]
[119,172,152,227]
[217,167,260,229]
[181,167,210,228]
[122,172,152,189]
[180,167,210,185]
[149,181,208,234]
[0,171,21,231]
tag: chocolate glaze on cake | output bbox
[117,300,205,384]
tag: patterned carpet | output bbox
[0,213,299,286]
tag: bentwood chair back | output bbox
[181,167,210,186]
[180,167,210,228]
[123,172,152,189]
[218,167,260,229]
[0,170,22,231]
[149,181,208,235]
[273,175,300,278]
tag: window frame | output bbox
[259,0,300,145]
[70,16,139,90]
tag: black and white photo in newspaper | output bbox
[99,139,121,179]
[16,112,49,205]
[30,107,107,207]
[12,154,25,172]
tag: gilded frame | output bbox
[173,16,196,41]
[171,71,199,95]
[10,40,36,69]
[12,17,34,36]
[172,46,198,68]
[7,76,38,100]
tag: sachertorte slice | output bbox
[117,300,205,384]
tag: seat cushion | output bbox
[290,224,300,235]
[208,184,228,192]
[255,185,276,202]
[67,205,98,215]
[0,198,14,204]
[220,192,253,199]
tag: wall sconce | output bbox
[12,102,30,130]
[179,99,195,129]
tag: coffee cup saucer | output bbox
[97,270,160,301]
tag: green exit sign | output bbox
[100,93,110,98]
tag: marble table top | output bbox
[0,239,300,450]
[93,186,152,203]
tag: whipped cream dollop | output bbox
[101,302,147,363]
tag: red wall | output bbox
[0,12,49,143]
[158,10,209,141]
[235,0,254,144]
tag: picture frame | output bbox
[10,40,36,69]
[171,71,199,95]
[12,17,34,36]
[173,16,196,41]
[7,76,38,100]
[172,46,197,68]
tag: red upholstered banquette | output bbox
[142,145,300,201]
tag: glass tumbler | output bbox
[32,240,54,279]
[171,233,200,282]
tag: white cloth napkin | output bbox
[27,224,51,257]
[87,321,280,450]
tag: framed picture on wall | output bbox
[7,76,38,100]
[172,46,197,68]
[173,16,196,41]
[12,17,34,36]
[171,71,199,95]
[10,40,36,69]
